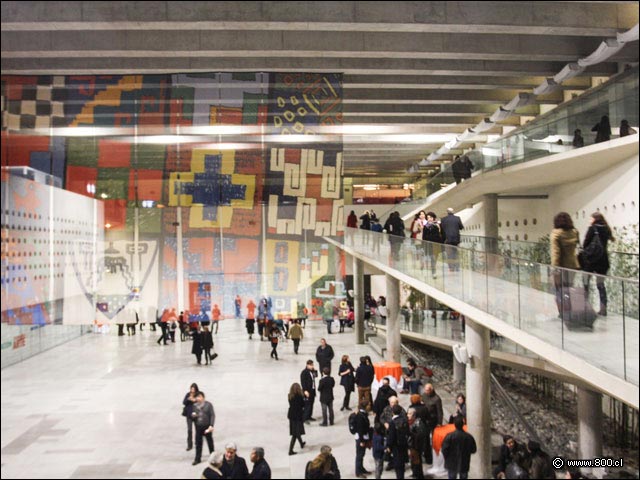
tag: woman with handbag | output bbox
[182,383,199,451]
[582,212,614,316]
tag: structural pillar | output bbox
[385,274,401,362]
[577,387,603,478]
[466,318,491,479]
[483,193,499,253]
[353,256,365,345]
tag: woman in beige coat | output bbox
[550,212,580,317]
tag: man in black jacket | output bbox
[442,416,476,479]
[386,405,410,480]
[353,402,372,479]
[373,377,397,422]
[440,208,464,271]
[249,447,271,479]
[318,367,335,426]
[315,338,335,374]
[220,442,249,479]
[301,360,318,422]
[355,356,375,412]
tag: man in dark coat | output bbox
[355,356,375,412]
[493,435,526,479]
[421,383,443,441]
[192,328,203,365]
[386,405,410,480]
[442,416,476,479]
[459,154,474,181]
[353,402,372,479]
[301,360,318,422]
[315,338,335,374]
[318,367,335,426]
[249,447,271,479]
[202,325,215,365]
[440,208,464,271]
[373,377,397,422]
[451,155,463,184]
[220,442,249,479]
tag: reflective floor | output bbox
[1,320,456,479]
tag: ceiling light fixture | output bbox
[617,23,639,43]
[489,107,512,123]
[533,78,560,95]
[502,93,535,111]
[553,62,584,83]
[473,118,495,133]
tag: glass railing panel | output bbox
[623,280,639,384]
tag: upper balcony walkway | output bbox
[327,228,639,408]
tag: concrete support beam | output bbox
[353,256,365,345]
[483,194,499,254]
[466,317,491,479]
[453,355,466,383]
[385,274,401,363]
[577,387,603,478]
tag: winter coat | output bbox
[355,363,375,387]
[582,223,611,274]
[440,213,464,244]
[442,428,477,474]
[318,376,335,404]
[191,331,203,354]
[550,228,580,269]
[338,362,355,392]
[421,391,443,428]
[422,221,442,243]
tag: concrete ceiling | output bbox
[2,1,639,179]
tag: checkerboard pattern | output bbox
[1,76,67,131]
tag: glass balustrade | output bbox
[336,228,639,386]
[407,67,639,203]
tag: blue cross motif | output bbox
[176,154,246,221]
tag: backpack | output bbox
[581,228,605,266]
[348,412,358,434]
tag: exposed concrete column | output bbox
[353,256,365,345]
[483,194,499,253]
[385,274,401,362]
[466,318,491,479]
[453,356,466,383]
[577,387,603,478]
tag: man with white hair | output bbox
[220,442,249,478]
[440,208,464,271]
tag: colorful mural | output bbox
[1,72,344,324]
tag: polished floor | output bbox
[1,319,454,479]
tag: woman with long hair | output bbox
[182,382,199,451]
[288,383,306,455]
[582,212,614,316]
[592,115,611,143]
[550,212,580,318]
[338,355,355,411]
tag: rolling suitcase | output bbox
[562,287,597,330]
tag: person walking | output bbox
[211,304,221,334]
[360,211,372,230]
[288,383,307,455]
[459,154,474,181]
[315,338,335,374]
[442,416,477,480]
[355,356,375,412]
[249,447,271,479]
[582,212,613,316]
[440,208,464,272]
[269,324,280,360]
[157,308,169,345]
[202,325,215,365]
[192,325,203,365]
[347,210,358,229]
[191,391,215,466]
[318,367,335,426]
[182,383,199,452]
[372,422,386,479]
[338,355,355,411]
[220,442,249,479]
[592,115,611,143]
[235,295,242,319]
[353,401,372,479]
[301,360,318,422]
[288,319,304,354]
[246,299,256,339]
[323,299,334,334]
[550,212,581,318]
